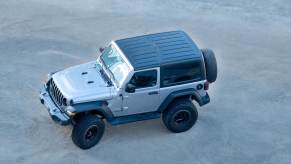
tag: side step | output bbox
[108,112,161,125]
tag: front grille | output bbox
[49,79,66,108]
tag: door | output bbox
[122,69,160,115]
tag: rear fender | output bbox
[157,88,210,113]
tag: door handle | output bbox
[148,91,158,95]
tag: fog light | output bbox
[66,111,76,116]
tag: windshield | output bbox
[100,45,130,87]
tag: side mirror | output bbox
[125,83,136,93]
[99,47,105,53]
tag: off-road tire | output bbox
[201,48,217,83]
[162,99,198,133]
[72,115,105,149]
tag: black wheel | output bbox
[162,99,198,133]
[72,115,105,149]
[201,48,217,83]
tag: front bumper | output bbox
[39,84,71,125]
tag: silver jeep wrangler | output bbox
[39,31,217,149]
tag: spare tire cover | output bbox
[201,48,217,83]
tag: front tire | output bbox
[72,115,105,149]
[162,99,198,133]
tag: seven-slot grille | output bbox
[49,79,66,108]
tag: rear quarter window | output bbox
[161,61,203,87]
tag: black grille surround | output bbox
[48,79,66,111]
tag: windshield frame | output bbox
[98,43,132,88]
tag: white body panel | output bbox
[52,61,116,104]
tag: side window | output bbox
[161,61,202,87]
[129,70,157,89]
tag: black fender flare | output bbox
[65,101,114,120]
[157,88,210,113]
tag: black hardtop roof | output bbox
[115,31,202,70]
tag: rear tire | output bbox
[72,115,105,149]
[201,48,217,83]
[162,99,198,133]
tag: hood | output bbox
[52,61,114,103]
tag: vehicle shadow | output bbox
[102,119,170,143]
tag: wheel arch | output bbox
[157,88,209,113]
[66,101,114,122]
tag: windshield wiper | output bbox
[96,63,112,86]
[100,69,112,86]
[99,58,118,87]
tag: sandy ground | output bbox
[0,0,291,163]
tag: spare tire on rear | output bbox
[201,48,217,83]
